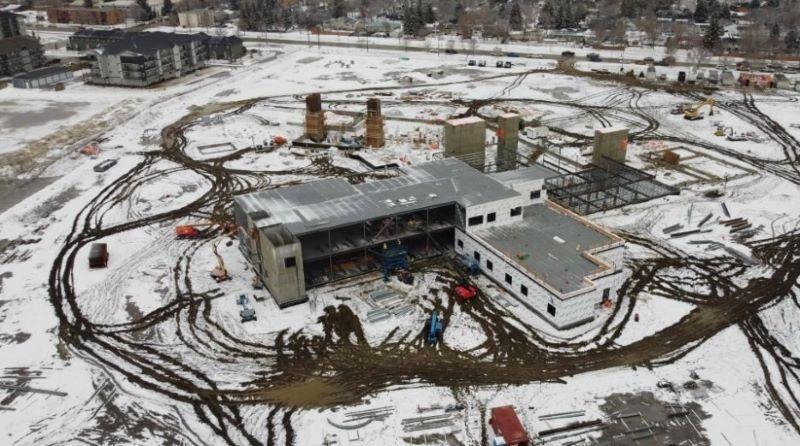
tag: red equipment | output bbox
[272,135,288,145]
[455,284,477,300]
[175,225,202,239]
[490,406,530,446]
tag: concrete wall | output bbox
[257,229,306,307]
[463,195,527,233]
[455,229,626,329]
[501,178,548,206]
[496,113,520,169]
[444,117,486,168]
[592,127,628,169]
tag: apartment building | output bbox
[88,32,206,87]
[0,35,45,76]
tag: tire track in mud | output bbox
[45,80,800,443]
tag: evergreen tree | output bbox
[83,0,93,7]
[452,2,463,24]
[770,22,781,40]
[694,0,709,23]
[785,27,800,52]
[425,4,436,24]
[332,0,346,18]
[509,2,523,31]
[703,18,722,48]
[136,0,155,20]
[620,0,637,18]
[161,0,173,16]
[403,1,423,35]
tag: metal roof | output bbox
[101,32,204,56]
[13,65,68,80]
[234,158,518,235]
[489,164,560,184]
[475,204,617,294]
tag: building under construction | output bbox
[234,159,626,328]
[305,93,325,142]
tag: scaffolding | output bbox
[545,158,680,215]
[299,204,457,288]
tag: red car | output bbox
[455,285,477,300]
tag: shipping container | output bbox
[490,406,530,446]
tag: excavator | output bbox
[683,98,716,121]
[210,236,231,282]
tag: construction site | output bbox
[2,41,800,446]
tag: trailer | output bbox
[88,243,108,268]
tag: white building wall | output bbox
[463,195,527,233]
[502,178,548,205]
[455,229,626,329]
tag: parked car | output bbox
[587,52,601,62]
[504,61,512,68]
[478,60,486,67]
[93,159,117,172]
[561,50,575,57]
[496,61,504,68]
[643,57,655,64]
[506,52,520,57]
[444,48,457,54]
[468,59,476,66]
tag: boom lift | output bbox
[684,98,716,120]
[210,236,231,282]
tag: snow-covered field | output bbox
[1,40,800,446]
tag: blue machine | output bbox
[376,241,409,282]
[458,254,480,276]
[427,311,443,345]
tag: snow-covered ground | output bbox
[1,39,800,446]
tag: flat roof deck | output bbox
[234,158,519,235]
[475,204,617,294]
[489,164,560,184]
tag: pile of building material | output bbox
[365,288,413,322]
[327,406,395,430]
[401,413,456,432]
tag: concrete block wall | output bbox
[456,229,626,329]
[504,178,547,205]
[463,195,527,233]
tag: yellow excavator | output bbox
[684,98,716,121]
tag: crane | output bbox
[684,98,716,121]
[210,236,231,282]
